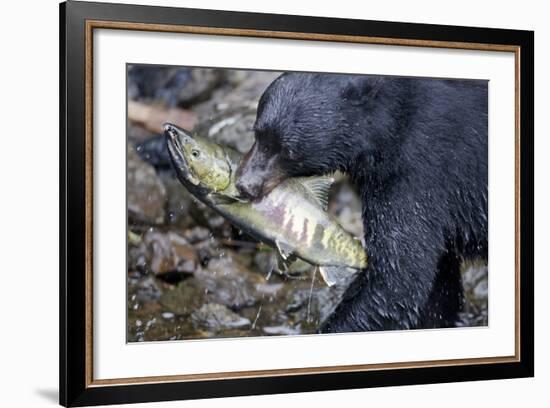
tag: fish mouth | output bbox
[163,122,178,139]
[164,123,201,186]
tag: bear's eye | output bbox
[343,86,361,101]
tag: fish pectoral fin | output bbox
[318,266,357,287]
[296,176,334,211]
[276,256,287,272]
[274,239,294,261]
[276,255,292,272]
[207,192,245,205]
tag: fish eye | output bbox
[191,149,201,158]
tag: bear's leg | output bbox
[421,249,464,328]
[319,255,446,332]
[319,205,447,333]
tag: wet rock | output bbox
[285,271,355,329]
[255,282,285,297]
[140,230,198,278]
[195,254,265,309]
[253,250,277,276]
[159,251,263,316]
[128,65,171,101]
[132,276,162,303]
[128,230,142,245]
[128,233,147,272]
[194,71,280,120]
[473,278,488,299]
[128,66,224,108]
[188,198,230,233]
[459,262,488,326]
[160,279,205,315]
[262,325,301,336]
[174,69,224,108]
[191,303,251,331]
[204,212,228,231]
[182,226,211,244]
[127,143,167,224]
[193,238,226,266]
[194,107,256,154]
[159,173,195,228]
[191,71,282,153]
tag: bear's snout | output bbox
[235,175,264,200]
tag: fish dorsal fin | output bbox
[297,176,334,211]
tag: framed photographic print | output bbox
[60,1,534,406]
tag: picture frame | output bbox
[60,1,534,406]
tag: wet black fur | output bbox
[242,73,488,332]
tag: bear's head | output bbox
[235,72,388,199]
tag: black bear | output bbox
[235,73,488,332]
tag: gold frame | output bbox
[84,20,521,388]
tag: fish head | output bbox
[164,123,232,194]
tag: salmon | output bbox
[164,123,367,285]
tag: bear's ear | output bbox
[366,77,385,99]
[342,77,384,106]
